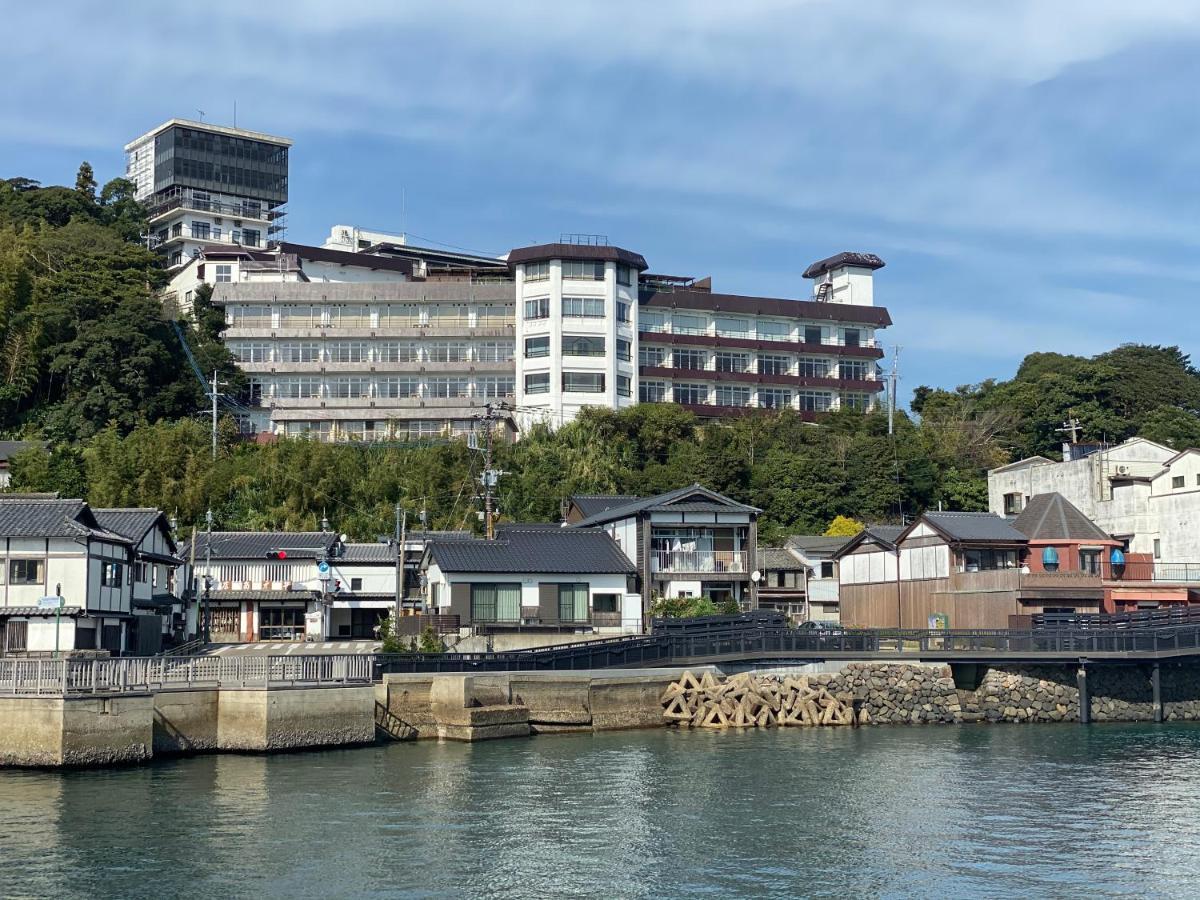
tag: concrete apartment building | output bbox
[126,119,292,269]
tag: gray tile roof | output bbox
[785,534,853,555]
[865,525,905,545]
[0,606,84,617]
[0,440,42,463]
[571,484,760,528]
[340,543,396,563]
[0,498,131,543]
[1012,493,1113,543]
[92,508,171,545]
[922,511,1027,543]
[569,495,640,519]
[758,547,806,571]
[185,531,339,560]
[427,525,635,575]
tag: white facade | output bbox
[987,438,1200,560]
[513,256,639,429]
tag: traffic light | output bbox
[265,549,288,560]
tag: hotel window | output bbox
[427,377,469,398]
[843,328,862,348]
[524,261,550,282]
[278,342,319,363]
[563,335,605,357]
[230,305,271,327]
[328,341,368,363]
[715,351,749,373]
[562,260,605,281]
[640,381,666,403]
[279,305,317,328]
[476,341,514,363]
[524,297,550,320]
[430,305,470,327]
[9,559,44,585]
[562,296,604,318]
[716,385,752,407]
[525,335,550,359]
[330,376,370,399]
[759,354,791,376]
[672,314,706,335]
[617,375,632,398]
[842,393,869,410]
[616,264,633,286]
[478,376,515,398]
[231,342,271,363]
[278,377,321,399]
[244,378,265,404]
[1172,475,1186,489]
[376,377,419,399]
[757,320,791,342]
[759,388,792,409]
[215,264,232,283]
[190,221,211,239]
[329,305,369,327]
[840,359,870,380]
[525,372,550,395]
[242,228,261,248]
[384,304,420,327]
[376,341,419,363]
[476,305,512,326]
[804,326,824,345]
[408,421,443,439]
[798,357,831,378]
[427,342,469,363]
[674,383,709,405]
[798,390,833,412]
[101,562,123,588]
[715,317,751,338]
[171,222,183,238]
[641,311,666,333]
[616,339,632,362]
[617,301,631,323]
[638,346,664,367]
[562,372,605,393]
[673,349,706,371]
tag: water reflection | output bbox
[2,725,1200,898]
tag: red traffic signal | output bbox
[265,549,288,560]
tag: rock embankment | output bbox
[832,663,960,724]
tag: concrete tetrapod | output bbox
[660,671,863,729]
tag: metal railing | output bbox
[651,550,749,575]
[0,654,373,697]
[1103,560,1200,583]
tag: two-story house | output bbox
[0,498,135,655]
[563,484,761,611]
[421,525,639,634]
[92,508,183,646]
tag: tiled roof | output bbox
[758,548,806,571]
[0,606,84,617]
[802,251,886,279]
[569,495,640,519]
[785,534,853,555]
[184,531,339,560]
[427,526,635,575]
[0,498,131,543]
[922,511,1027,543]
[1012,493,1114,543]
[92,508,171,545]
[571,484,760,528]
[0,440,42,462]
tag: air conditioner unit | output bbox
[1116,464,1131,475]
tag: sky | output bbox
[3,0,1200,402]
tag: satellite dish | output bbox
[750,570,762,583]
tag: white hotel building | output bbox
[206,238,891,439]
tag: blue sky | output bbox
[4,1,1200,402]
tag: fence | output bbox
[0,654,373,697]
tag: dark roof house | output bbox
[0,497,131,543]
[425,526,635,576]
[1012,493,1114,543]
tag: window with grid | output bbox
[477,377,515,398]
[328,341,368,363]
[841,393,869,410]
[758,354,791,376]
[471,583,522,622]
[279,305,317,328]
[231,305,271,327]
[716,385,752,407]
[798,357,830,378]
[329,305,370,327]
[558,583,590,622]
[840,359,870,380]
[427,342,469,363]
[9,559,44,585]
[231,342,271,363]
[476,341,514,363]
[758,388,792,409]
[524,261,549,282]
[278,342,320,363]
[524,297,550,320]
[757,320,791,342]
[674,383,708,405]
[525,336,550,358]
[715,317,751,338]
[715,351,749,373]
[639,346,666,367]
[562,260,605,280]
[640,381,666,403]
[215,264,232,283]
[384,304,420,327]
[563,335,605,357]
[376,341,419,363]
[641,311,666,332]
[525,372,550,394]
[101,562,123,587]
[562,372,605,393]
[427,377,469,398]
[674,349,706,370]
[331,377,370,398]
[376,377,419,399]
[562,296,604,317]
[672,314,706,335]
[616,339,632,361]
[798,390,833,412]
[617,375,632,397]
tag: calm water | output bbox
[2,725,1200,899]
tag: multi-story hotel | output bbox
[125,119,292,269]
[208,236,890,440]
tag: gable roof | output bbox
[93,508,173,544]
[758,547,807,572]
[830,524,905,560]
[426,526,635,575]
[919,511,1027,544]
[785,534,853,555]
[1012,493,1114,543]
[568,495,641,520]
[0,498,131,543]
[988,455,1055,474]
[570,484,760,528]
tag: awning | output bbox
[0,606,84,617]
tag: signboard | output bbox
[305,610,324,641]
[38,596,65,610]
[928,612,949,631]
[317,560,331,575]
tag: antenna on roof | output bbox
[197,109,206,123]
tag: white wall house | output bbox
[93,509,182,643]
[0,499,136,655]
[988,438,1200,561]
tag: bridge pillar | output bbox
[1076,664,1090,724]
[1152,662,1163,723]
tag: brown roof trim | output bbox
[508,243,649,270]
[802,252,885,279]
[640,290,892,327]
[276,242,414,276]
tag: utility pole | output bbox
[474,405,504,539]
[203,509,213,643]
[394,502,407,623]
[209,370,226,461]
[887,346,901,437]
